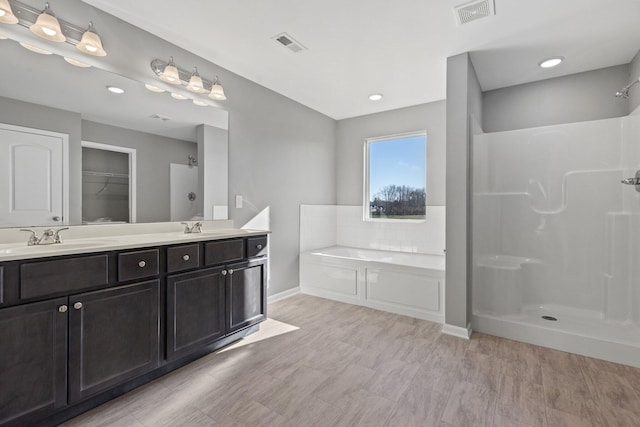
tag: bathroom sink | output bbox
[0,240,117,255]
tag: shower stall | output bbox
[471,111,640,367]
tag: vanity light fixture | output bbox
[368,93,383,101]
[19,41,51,54]
[3,1,108,56]
[76,21,106,56]
[160,57,181,85]
[30,2,65,42]
[106,85,124,94]
[151,58,228,101]
[539,56,564,68]
[64,56,90,67]
[208,78,226,100]
[186,67,206,93]
[144,83,165,93]
[170,92,187,100]
[0,0,18,24]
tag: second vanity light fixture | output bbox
[151,57,227,102]
[0,0,107,57]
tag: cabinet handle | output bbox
[138,260,146,268]
[58,305,68,313]
[182,254,190,261]
[256,244,263,250]
[74,302,83,310]
[221,270,227,276]
[228,269,234,275]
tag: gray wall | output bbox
[335,102,446,206]
[483,65,630,132]
[0,96,82,224]
[82,121,196,223]
[631,50,640,112]
[445,53,483,331]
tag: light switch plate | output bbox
[235,195,243,209]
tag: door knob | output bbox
[58,305,68,313]
[74,302,83,310]
[52,216,61,222]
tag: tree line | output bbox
[370,184,426,217]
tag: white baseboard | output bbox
[442,322,472,339]
[267,287,300,304]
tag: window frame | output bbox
[363,130,427,223]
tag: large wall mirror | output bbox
[0,33,228,228]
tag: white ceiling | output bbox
[84,0,640,120]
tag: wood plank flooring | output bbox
[62,294,640,427]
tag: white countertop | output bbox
[0,223,269,262]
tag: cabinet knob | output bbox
[58,305,68,313]
[182,254,190,261]
[221,270,227,276]
[74,302,83,310]
[228,269,234,275]
[256,244,263,250]
[138,260,146,268]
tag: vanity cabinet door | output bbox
[68,280,160,403]
[226,258,267,334]
[0,297,68,426]
[167,267,226,361]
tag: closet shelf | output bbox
[82,170,129,179]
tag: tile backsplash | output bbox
[300,204,445,255]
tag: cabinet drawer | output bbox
[167,244,200,273]
[247,236,268,258]
[20,255,109,300]
[118,249,159,282]
[204,239,244,266]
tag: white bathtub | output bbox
[299,246,445,323]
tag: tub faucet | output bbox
[181,222,202,234]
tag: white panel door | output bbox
[0,124,67,227]
[170,164,199,221]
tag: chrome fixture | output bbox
[20,227,68,245]
[151,58,227,101]
[0,0,107,55]
[616,77,640,99]
[188,192,197,201]
[188,154,197,167]
[181,222,202,234]
[621,170,640,192]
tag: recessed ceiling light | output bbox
[19,42,52,55]
[171,93,188,100]
[368,93,383,101]
[539,56,564,68]
[145,83,165,93]
[106,85,125,94]
[64,57,91,68]
[193,99,208,107]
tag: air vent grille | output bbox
[454,0,495,25]
[272,32,307,53]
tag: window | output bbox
[364,132,427,221]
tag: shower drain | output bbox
[541,315,558,321]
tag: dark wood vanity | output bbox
[0,234,268,427]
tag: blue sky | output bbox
[369,135,426,199]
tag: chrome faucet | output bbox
[181,222,202,234]
[20,227,69,246]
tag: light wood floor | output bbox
[62,294,640,427]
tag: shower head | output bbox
[616,76,640,99]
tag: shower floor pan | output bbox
[473,305,640,368]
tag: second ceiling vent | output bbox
[273,32,307,53]
[454,0,496,25]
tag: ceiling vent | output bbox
[150,114,171,121]
[272,32,307,53]
[454,0,495,25]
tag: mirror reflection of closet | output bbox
[81,141,137,224]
